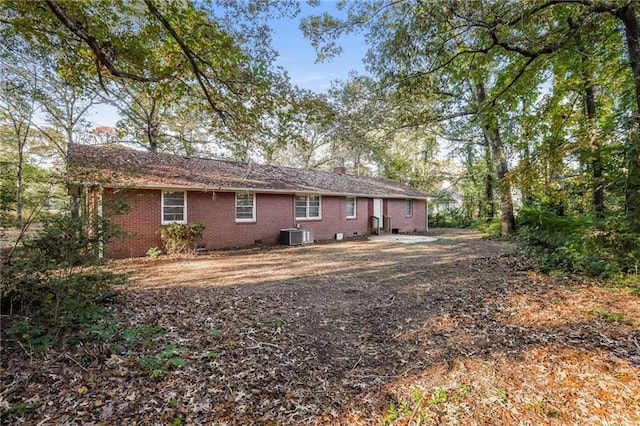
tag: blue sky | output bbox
[88,1,367,127]
[271,1,367,92]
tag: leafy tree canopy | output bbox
[0,0,298,143]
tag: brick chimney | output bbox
[333,166,347,175]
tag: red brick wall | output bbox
[103,189,162,258]
[295,196,369,240]
[189,192,295,249]
[385,199,427,233]
[100,188,426,258]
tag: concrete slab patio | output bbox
[368,234,438,244]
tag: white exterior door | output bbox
[373,198,382,219]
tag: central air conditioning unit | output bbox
[302,229,313,244]
[280,228,314,246]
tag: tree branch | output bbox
[142,0,229,124]
[490,56,537,106]
[43,0,164,84]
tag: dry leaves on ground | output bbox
[1,229,639,424]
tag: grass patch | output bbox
[592,308,632,325]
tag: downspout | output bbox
[292,194,296,228]
[98,185,104,259]
[425,198,429,233]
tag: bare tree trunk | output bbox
[584,76,604,219]
[13,122,29,225]
[16,145,23,223]
[147,98,159,153]
[484,142,495,221]
[486,172,494,221]
[475,82,516,235]
[615,4,640,231]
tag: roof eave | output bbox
[70,181,429,200]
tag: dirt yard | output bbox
[2,229,640,424]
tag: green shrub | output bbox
[475,218,503,238]
[146,246,162,259]
[1,214,128,353]
[516,209,586,272]
[23,215,101,267]
[516,208,640,277]
[160,222,205,255]
[429,207,473,228]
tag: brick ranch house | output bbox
[67,143,429,258]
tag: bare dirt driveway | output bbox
[4,229,640,424]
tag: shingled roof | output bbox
[67,143,428,199]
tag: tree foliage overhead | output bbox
[0,0,299,151]
[0,0,305,224]
[302,0,640,237]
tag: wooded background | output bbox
[2,0,640,274]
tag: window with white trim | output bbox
[235,193,256,222]
[405,199,414,217]
[295,195,321,220]
[346,196,356,219]
[162,191,186,224]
